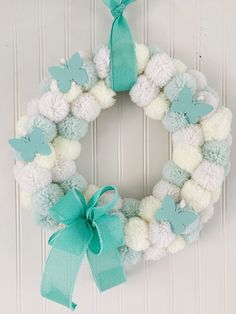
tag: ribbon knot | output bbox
[111,3,126,18]
[41,185,126,310]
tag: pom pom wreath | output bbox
[162,161,190,187]
[145,52,176,87]
[192,160,225,192]
[125,217,150,251]
[17,164,52,193]
[16,116,28,136]
[34,144,56,170]
[162,111,188,132]
[27,115,57,143]
[202,140,231,167]
[71,93,101,122]
[135,43,150,74]
[60,173,87,193]
[81,59,98,90]
[121,198,140,218]
[149,220,176,247]
[173,59,187,74]
[164,73,197,102]
[20,190,32,210]
[129,75,159,107]
[197,90,218,119]
[119,245,142,266]
[167,235,186,253]
[201,108,232,141]
[181,180,211,212]
[27,98,40,116]
[172,125,204,147]
[173,145,202,173]
[144,245,167,261]
[39,92,70,122]
[53,136,81,161]
[32,183,64,212]
[57,114,88,141]
[84,184,99,202]
[32,210,59,231]
[93,45,110,79]
[144,93,170,120]
[139,195,161,222]
[50,80,83,103]
[90,80,116,109]
[188,70,207,91]
[51,160,76,183]
[153,180,180,202]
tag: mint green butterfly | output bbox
[8,128,51,162]
[171,87,213,124]
[48,52,88,93]
[155,196,198,235]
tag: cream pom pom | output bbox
[20,190,32,210]
[16,116,28,136]
[168,236,186,254]
[200,204,214,224]
[173,59,187,74]
[90,80,116,109]
[51,160,76,183]
[201,108,232,141]
[135,43,150,74]
[149,220,175,247]
[144,245,166,261]
[33,144,56,170]
[53,136,81,161]
[188,70,207,91]
[144,93,170,120]
[173,145,202,173]
[93,45,110,79]
[129,75,159,107]
[71,93,101,122]
[172,125,204,147]
[39,92,70,122]
[139,195,161,222]
[181,180,212,212]
[125,217,150,251]
[27,99,40,116]
[153,180,180,202]
[192,160,225,192]
[84,184,99,202]
[211,188,221,204]
[145,53,176,87]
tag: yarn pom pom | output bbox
[182,224,203,244]
[34,144,56,170]
[51,160,76,183]
[121,198,140,218]
[172,125,204,147]
[125,217,150,251]
[53,136,81,161]
[173,59,187,74]
[149,220,176,247]
[162,111,188,132]
[50,80,83,103]
[173,145,202,173]
[130,75,159,107]
[20,190,32,210]
[27,115,57,142]
[90,80,116,109]
[144,93,170,120]
[119,245,142,266]
[60,173,87,193]
[84,184,99,202]
[197,91,218,120]
[27,99,40,116]
[39,92,70,122]
[188,70,207,91]
[200,204,214,224]
[81,59,98,90]
[202,140,231,167]
[139,195,161,222]
[145,52,176,87]
[144,245,166,261]
[32,210,59,231]
[168,235,186,253]
[72,93,101,122]
[135,43,150,74]
[152,180,180,202]
[93,45,110,79]
[16,116,28,136]
[57,114,88,141]
[162,161,190,187]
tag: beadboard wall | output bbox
[0,0,236,313]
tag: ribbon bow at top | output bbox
[41,185,126,310]
[103,0,137,91]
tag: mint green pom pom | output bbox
[60,173,88,193]
[121,198,140,218]
[57,114,88,140]
[27,115,57,142]
[32,183,64,211]
[82,59,98,90]
[162,111,188,132]
[183,224,203,244]
[32,210,59,231]
[162,161,190,187]
[164,73,197,102]
[119,245,142,266]
[111,211,127,228]
[202,140,231,167]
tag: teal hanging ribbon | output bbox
[103,0,137,91]
[41,185,126,310]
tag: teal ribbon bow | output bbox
[41,185,126,310]
[103,0,137,91]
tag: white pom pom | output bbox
[72,93,101,122]
[149,220,175,247]
[130,75,159,107]
[211,188,221,204]
[53,136,81,161]
[173,145,202,173]
[145,53,176,87]
[64,83,83,103]
[144,245,166,261]
[188,70,207,91]
[144,93,170,120]
[139,195,161,222]
[93,46,110,79]
[27,99,40,116]
[34,144,56,170]
[197,91,218,120]
[39,92,70,122]
[20,190,32,210]
[51,160,76,183]
[181,180,212,212]
[90,80,116,109]
[172,125,204,147]
[153,180,180,202]
[125,217,150,251]
[135,43,150,74]
[173,59,187,74]
[201,108,232,141]
[192,160,225,191]
[16,116,28,136]
[84,184,99,202]
[168,236,186,253]
[200,204,214,224]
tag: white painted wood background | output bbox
[0,0,236,313]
